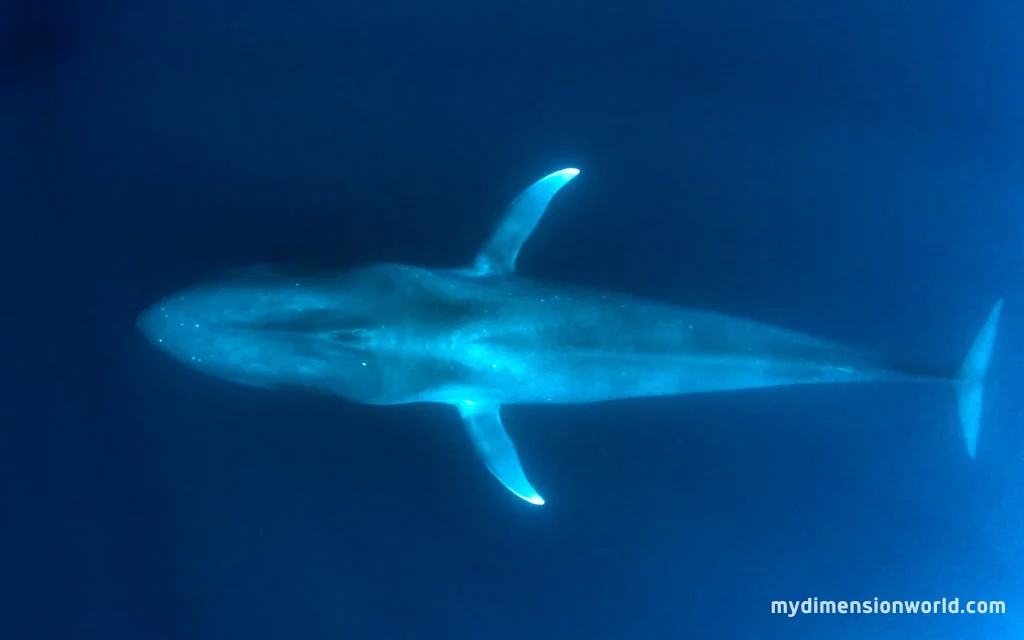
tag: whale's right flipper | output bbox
[471,168,580,276]
[457,402,544,506]
[955,298,1004,458]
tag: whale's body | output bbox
[137,168,1003,505]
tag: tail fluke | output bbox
[955,298,1004,458]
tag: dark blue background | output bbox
[4,0,1022,638]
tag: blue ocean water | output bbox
[3,0,1022,638]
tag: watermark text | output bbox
[773,597,1006,617]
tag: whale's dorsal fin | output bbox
[457,402,544,505]
[471,168,580,276]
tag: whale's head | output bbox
[136,266,403,402]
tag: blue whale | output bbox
[137,168,1003,505]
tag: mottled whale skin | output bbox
[137,168,1003,505]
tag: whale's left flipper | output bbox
[458,402,544,505]
[955,298,1004,458]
